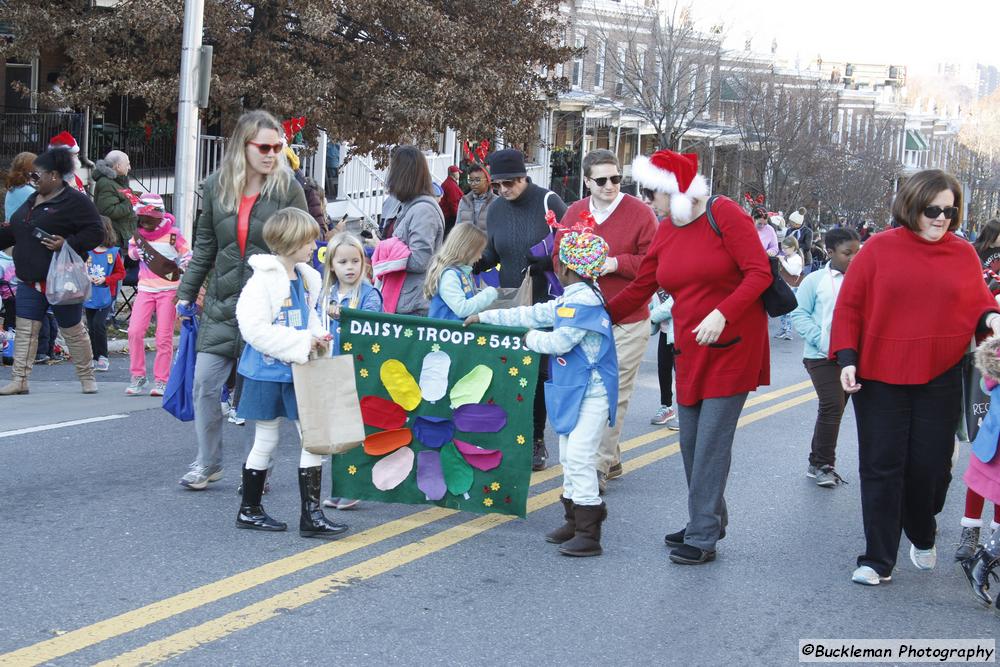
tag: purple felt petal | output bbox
[416,450,447,501]
[452,403,508,433]
[453,439,503,471]
[412,416,455,449]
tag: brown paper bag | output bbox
[292,354,366,455]
[514,272,534,307]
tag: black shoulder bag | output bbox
[704,194,797,317]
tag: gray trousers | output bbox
[193,352,237,470]
[677,392,748,550]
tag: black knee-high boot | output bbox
[961,529,1000,606]
[299,466,349,538]
[236,466,286,531]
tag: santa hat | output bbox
[48,131,80,154]
[631,150,709,221]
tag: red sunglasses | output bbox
[246,141,284,155]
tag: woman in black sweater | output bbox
[0,148,104,395]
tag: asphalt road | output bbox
[1,325,996,667]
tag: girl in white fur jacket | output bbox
[233,208,348,539]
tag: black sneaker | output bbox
[669,544,716,565]
[664,526,726,548]
[532,438,547,471]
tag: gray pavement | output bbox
[0,332,996,666]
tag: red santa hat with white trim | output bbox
[48,131,80,154]
[631,150,709,221]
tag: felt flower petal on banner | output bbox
[360,396,407,430]
[453,439,503,471]
[416,450,447,501]
[372,446,415,491]
[380,359,422,410]
[440,442,474,496]
[449,364,493,409]
[452,403,508,433]
[412,416,455,449]
[418,351,451,402]
[364,428,413,456]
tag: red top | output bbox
[106,252,126,298]
[830,227,998,384]
[557,195,658,324]
[237,194,258,257]
[607,196,772,404]
[440,178,463,221]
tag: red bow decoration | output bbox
[743,192,766,206]
[281,117,307,143]
[463,139,491,164]
[546,209,595,234]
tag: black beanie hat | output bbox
[486,149,527,180]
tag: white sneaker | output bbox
[125,376,148,395]
[910,544,936,570]
[851,565,891,585]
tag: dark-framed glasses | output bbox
[496,179,520,189]
[590,175,622,187]
[923,205,958,221]
[640,187,655,201]
[28,171,41,183]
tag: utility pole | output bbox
[174,0,206,241]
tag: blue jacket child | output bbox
[475,223,615,558]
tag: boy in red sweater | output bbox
[557,150,657,489]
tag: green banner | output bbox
[330,310,540,518]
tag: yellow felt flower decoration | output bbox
[490,481,501,491]
[359,368,369,378]
[508,367,519,377]
[347,465,357,475]
[342,342,353,352]
[483,497,494,507]
[477,336,487,346]
[372,343,381,354]
[522,356,532,365]
[516,434,526,445]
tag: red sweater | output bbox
[440,178,463,222]
[830,227,998,384]
[607,196,771,404]
[556,195,657,324]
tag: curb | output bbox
[107,335,180,354]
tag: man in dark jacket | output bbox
[92,151,137,248]
[477,148,567,471]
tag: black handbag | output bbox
[704,195,798,317]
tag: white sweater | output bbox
[235,254,327,366]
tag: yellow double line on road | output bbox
[1,380,814,667]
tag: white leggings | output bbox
[245,418,324,470]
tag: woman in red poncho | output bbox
[607,150,771,565]
[831,169,1000,586]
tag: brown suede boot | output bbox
[558,502,607,557]
[61,322,97,394]
[0,318,41,396]
[545,496,576,544]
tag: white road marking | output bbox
[0,414,129,439]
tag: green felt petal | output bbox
[449,364,493,409]
[440,442,474,496]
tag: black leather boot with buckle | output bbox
[236,467,286,531]
[299,466,349,539]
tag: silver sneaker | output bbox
[149,380,167,397]
[815,466,846,487]
[806,464,819,479]
[910,544,937,570]
[94,356,110,372]
[666,416,680,431]
[179,464,223,490]
[651,405,676,425]
[125,375,148,396]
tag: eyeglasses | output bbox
[28,171,41,183]
[468,177,484,184]
[640,188,655,201]
[589,175,622,187]
[495,179,521,189]
[923,205,959,221]
[246,141,285,155]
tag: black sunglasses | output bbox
[923,205,958,221]
[640,187,655,201]
[28,171,41,183]
[589,175,622,187]
[495,179,521,189]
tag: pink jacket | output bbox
[371,237,411,314]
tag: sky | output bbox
[687,0,999,69]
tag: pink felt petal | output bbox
[416,450,447,500]
[453,438,503,471]
[371,446,415,491]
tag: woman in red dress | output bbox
[608,150,771,564]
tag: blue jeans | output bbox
[16,282,83,327]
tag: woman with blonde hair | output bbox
[425,223,497,320]
[176,109,309,490]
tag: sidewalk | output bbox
[0,381,162,435]
[106,335,180,355]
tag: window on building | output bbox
[655,55,663,101]
[636,46,646,97]
[571,34,585,89]
[594,40,606,90]
[615,45,626,96]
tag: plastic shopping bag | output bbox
[45,244,92,305]
[162,303,199,421]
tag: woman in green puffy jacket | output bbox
[176,110,308,490]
